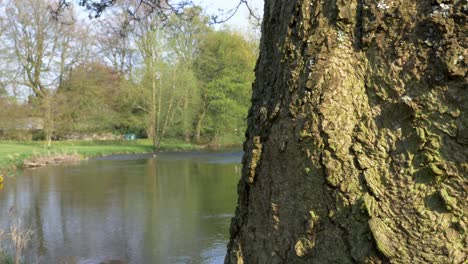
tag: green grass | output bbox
[0,139,202,172]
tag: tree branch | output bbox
[53,0,261,25]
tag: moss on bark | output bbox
[226,0,467,263]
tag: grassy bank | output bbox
[0,139,202,172]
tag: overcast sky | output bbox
[193,0,264,29]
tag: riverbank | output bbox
[0,139,206,173]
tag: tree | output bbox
[55,62,127,135]
[0,86,14,132]
[226,1,466,263]
[166,6,210,143]
[93,3,135,76]
[0,0,79,146]
[194,29,256,144]
[132,11,166,150]
[0,85,31,140]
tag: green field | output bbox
[0,139,200,172]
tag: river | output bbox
[0,151,242,264]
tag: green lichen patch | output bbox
[439,189,460,213]
[294,237,315,257]
[306,210,319,235]
[363,193,378,217]
[247,136,263,184]
[363,169,385,198]
[368,218,398,258]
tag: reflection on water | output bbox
[0,151,242,263]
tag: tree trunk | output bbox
[156,69,178,150]
[151,75,158,151]
[183,93,191,143]
[226,1,466,263]
[194,108,206,143]
[182,65,192,143]
[43,93,53,148]
[156,76,162,143]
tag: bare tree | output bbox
[0,0,83,146]
[93,2,135,76]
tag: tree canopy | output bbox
[0,0,259,146]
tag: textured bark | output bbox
[226,0,467,263]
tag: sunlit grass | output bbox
[0,139,202,172]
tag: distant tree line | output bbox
[0,0,258,149]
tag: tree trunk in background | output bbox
[183,93,191,143]
[43,93,54,148]
[156,69,178,149]
[226,0,466,263]
[194,108,206,143]
[183,64,192,143]
[151,75,158,151]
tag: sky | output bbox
[193,0,264,29]
[74,1,264,28]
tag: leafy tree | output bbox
[131,11,166,150]
[55,62,128,134]
[0,86,31,140]
[194,29,256,144]
[166,6,210,142]
[0,0,260,148]
[0,87,13,131]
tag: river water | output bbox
[0,151,242,264]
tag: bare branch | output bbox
[134,104,150,113]
[210,0,261,25]
[54,0,261,26]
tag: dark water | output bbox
[0,151,242,264]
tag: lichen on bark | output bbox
[226,0,467,263]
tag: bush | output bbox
[31,130,45,141]
[0,130,32,141]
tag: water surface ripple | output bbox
[0,150,242,264]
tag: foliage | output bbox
[194,30,256,143]
[0,0,258,147]
[55,62,136,134]
[0,0,83,146]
